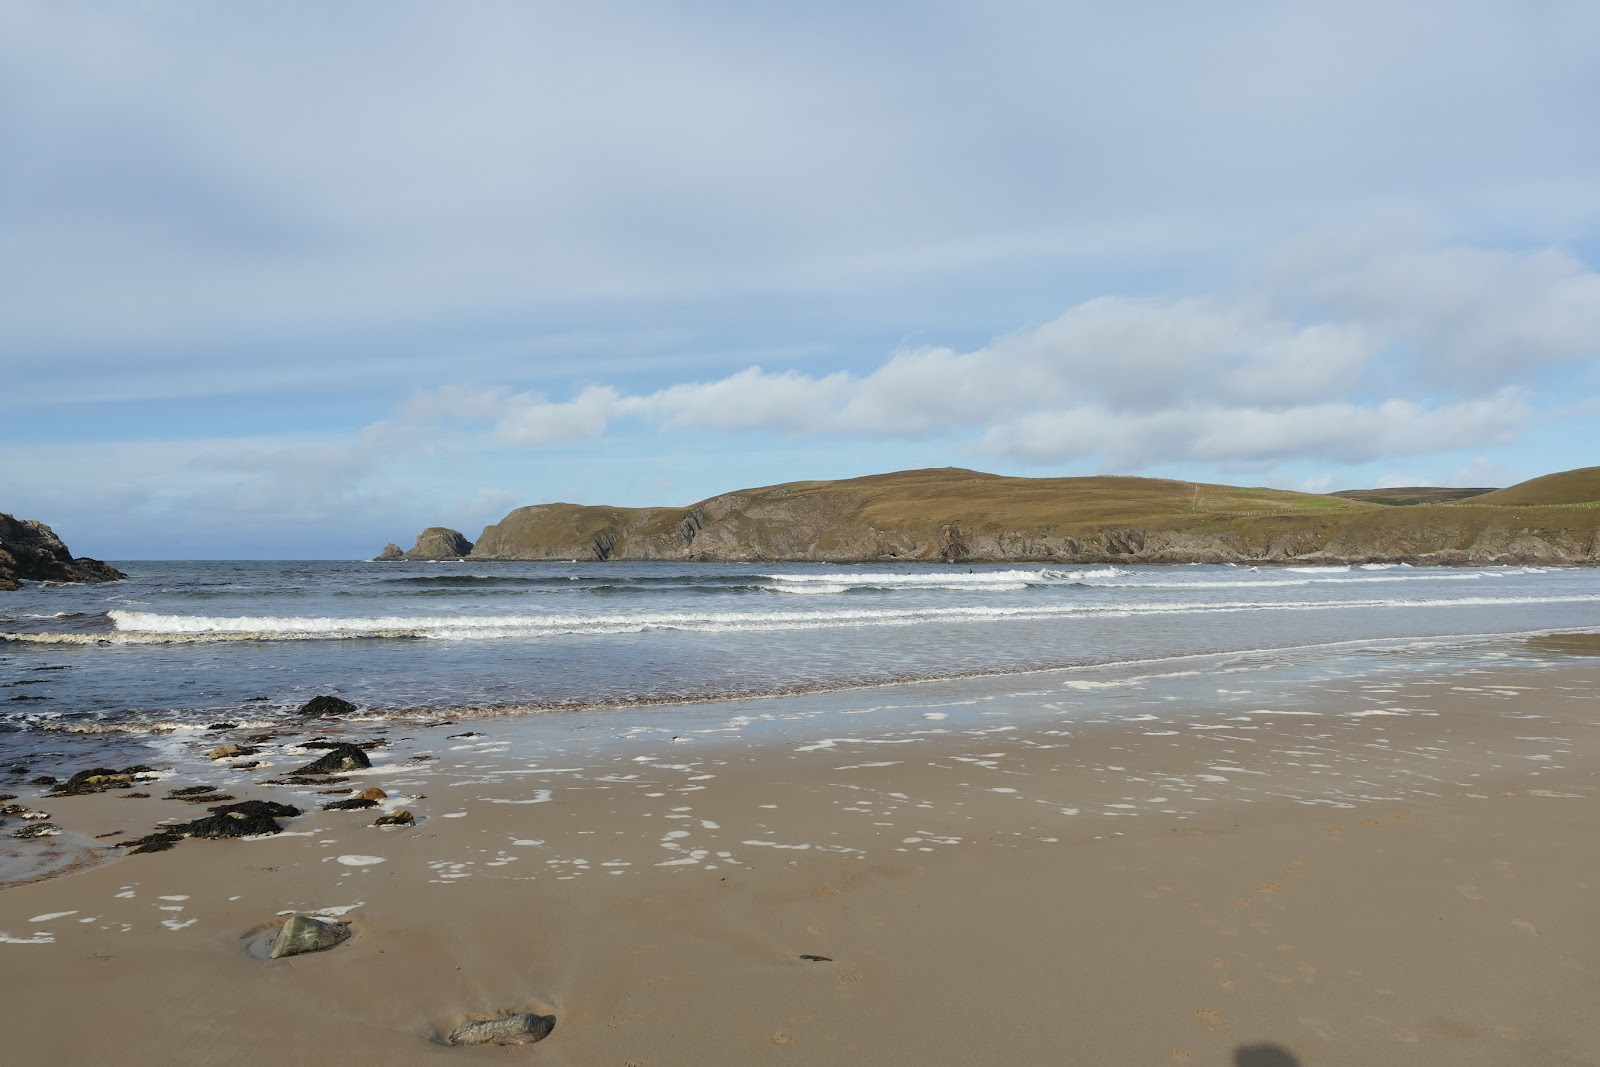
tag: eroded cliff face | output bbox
[0,513,126,590]
[402,469,1600,567]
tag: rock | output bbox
[298,695,357,717]
[49,765,155,796]
[120,830,180,853]
[292,744,371,775]
[355,787,387,801]
[375,543,406,561]
[268,914,351,959]
[206,722,239,730]
[403,528,474,561]
[13,822,60,838]
[173,799,302,839]
[374,809,414,826]
[207,745,245,760]
[0,513,127,590]
[30,775,57,786]
[166,786,218,798]
[321,798,377,810]
[446,1013,556,1047]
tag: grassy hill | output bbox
[1465,466,1600,507]
[459,466,1600,565]
[1330,487,1498,506]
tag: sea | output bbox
[3,559,1597,762]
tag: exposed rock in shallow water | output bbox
[120,830,180,853]
[297,694,356,717]
[446,1013,555,1046]
[174,799,302,839]
[376,543,405,561]
[292,744,371,775]
[207,745,246,760]
[375,809,414,826]
[0,513,126,590]
[13,822,60,838]
[268,914,351,959]
[355,786,387,801]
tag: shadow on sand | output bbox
[1234,1044,1301,1067]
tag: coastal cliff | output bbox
[375,527,474,561]
[396,466,1600,566]
[0,513,126,590]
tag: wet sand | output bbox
[2,653,1598,1065]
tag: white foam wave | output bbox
[0,591,1573,644]
[765,568,1119,589]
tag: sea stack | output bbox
[0,513,125,591]
[377,527,474,561]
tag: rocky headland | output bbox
[0,513,125,590]
[383,465,1600,567]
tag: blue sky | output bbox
[3,1,1598,558]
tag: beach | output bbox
[2,638,1597,1065]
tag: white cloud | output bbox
[389,232,1589,469]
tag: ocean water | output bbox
[2,560,1596,749]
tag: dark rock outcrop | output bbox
[375,543,406,561]
[292,744,372,775]
[0,513,125,591]
[298,695,357,717]
[174,799,303,839]
[48,765,156,796]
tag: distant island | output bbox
[379,465,1600,566]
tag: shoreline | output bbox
[2,640,1598,1062]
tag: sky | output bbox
[3,1,1599,559]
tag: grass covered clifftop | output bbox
[458,466,1600,565]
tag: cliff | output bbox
[0,513,126,590]
[426,466,1600,566]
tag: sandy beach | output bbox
[2,645,1598,1066]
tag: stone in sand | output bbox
[374,809,414,826]
[446,1013,556,1046]
[174,799,302,839]
[207,745,245,760]
[292,744,371,775]
[268,914,351,959]
[355,786,387,801]
[298,695,357,717]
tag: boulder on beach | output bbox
[355,786,387,801]
[374,809,414,826]
[298,694,357,717]
[268,914,351,959]
[447,1013,556,1047]
[292,744,371,775]
[0,513,126,591]
[322,797,378,810]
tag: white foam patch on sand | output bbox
[484,790,552,804]
[2,931,55,944]
[333,855,385,866]
[27,911,78,923]
[161,918,197,931]
[743,840,811,850]
[158,895,189,902]
[923,712,948,720]
[511,838,545,846]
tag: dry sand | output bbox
[1,650,1598,1065]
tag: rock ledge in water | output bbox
[268,913,351,959]
[0,513,126,591]
[447,1013,556,1046]
[175,799,303,839]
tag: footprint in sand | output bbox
[1510,918,1541,936]
[1195,1008,1224,1029]
[1360,818,1383,827]
[772,1032,795,1046]
[1456,883,1486,902]
[1170,1048,1192,1061]
[1257,881,1285,894]
[1496,1023,1517,1039]
[1234,897,1254,909]
[836,971,862,987]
